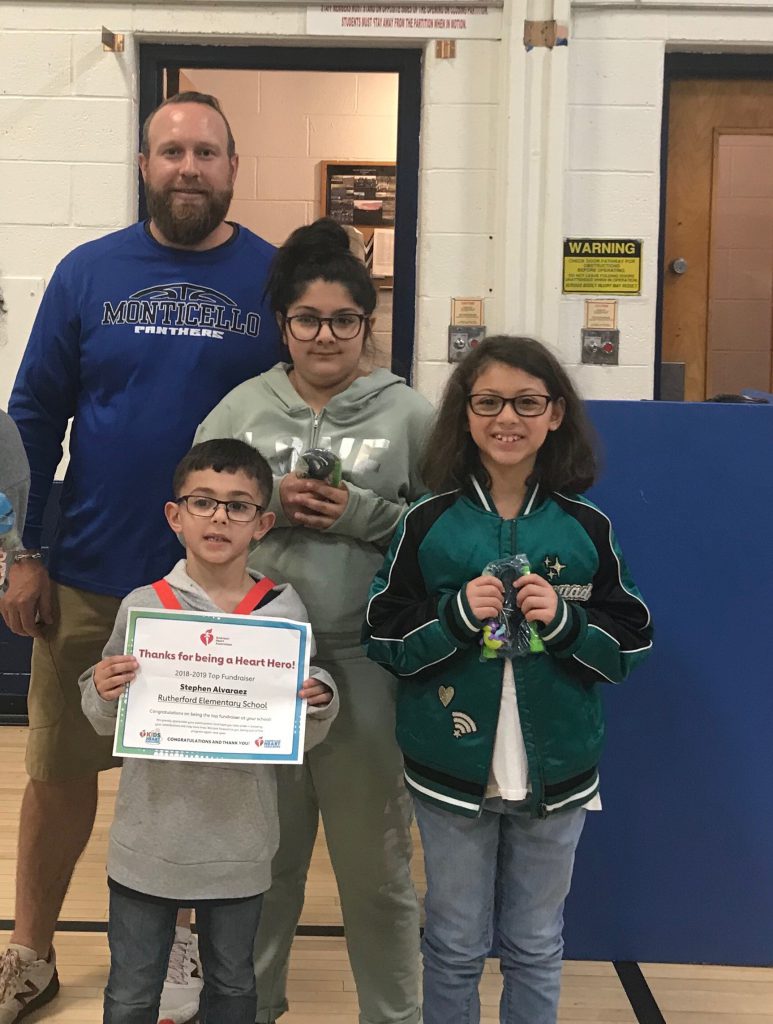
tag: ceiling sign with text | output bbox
[307,5,503,39]
[562,238,642,295]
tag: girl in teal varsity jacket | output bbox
[363,336,652,1024]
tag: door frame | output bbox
[139,43,422,380]
[656,52,773,399]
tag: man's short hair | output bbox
[141,91,236,158]
[173,439,273,506]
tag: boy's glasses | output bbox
[467,393,553,417]
[176,495,263,523]
[284,314,368,342]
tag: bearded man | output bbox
[0,93,279,1024]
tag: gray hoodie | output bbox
[0,410,30,581]
[195,364,434,658]
[80,560,338,900]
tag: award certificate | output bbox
[113,607,310,763]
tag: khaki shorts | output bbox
[26,580,122,782]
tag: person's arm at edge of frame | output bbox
[3,266,82,636]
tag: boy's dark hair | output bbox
[141,91,236,158]
[173,439,273,505]
[421,335,598,495]
[266,217,377,321]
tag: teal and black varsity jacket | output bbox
[363,477,652,819]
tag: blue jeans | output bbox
[414,796,586,1024]
[104,887,263,1024]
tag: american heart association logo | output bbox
[200,628,214,646]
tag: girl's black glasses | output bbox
[467,394,553,417]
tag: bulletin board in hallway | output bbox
[320,161,396,228]
[320,161,396,280]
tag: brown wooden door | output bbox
[662,79,773,400]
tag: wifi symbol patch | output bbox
[452,712,478,738]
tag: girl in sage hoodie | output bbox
[196,219,434,1024]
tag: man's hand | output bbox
[465,575,505,621]
[279,473,349,530]
[299,676,334,707]
[515,573,559,626]
[94,655,138,701]
[0,559,54,637]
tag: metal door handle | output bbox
[670,258,688,275]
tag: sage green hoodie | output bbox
[196,364,434,658]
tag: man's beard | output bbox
[144,181,233,247]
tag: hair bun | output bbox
[283,218,350,262]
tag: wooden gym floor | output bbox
[1,726,771,1023]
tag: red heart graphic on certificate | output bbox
[254,737,264,747]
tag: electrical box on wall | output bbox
[448,297,485,362]
[448,325,486,362]
[581,328,619,365]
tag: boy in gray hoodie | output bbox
[79,439,338,1024]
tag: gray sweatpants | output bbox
[254,650,421,1024]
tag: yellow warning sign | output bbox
[563,238,642,295]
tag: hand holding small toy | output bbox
[279,473,349,530]
[466,574,505,621]
[515,568,553,652]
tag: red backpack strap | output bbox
[234,577,276,614]
[152,579,182,610]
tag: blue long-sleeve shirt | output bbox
[9,221,280,597]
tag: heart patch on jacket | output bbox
[438,685,454,707]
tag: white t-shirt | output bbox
[486,659,602,810]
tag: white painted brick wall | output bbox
[72,164,134,227]
[416,39,500,396]
[568,107,661,174]
[0,163,71,225]
[0,32,72,96]
[0,278,45,411]
[0,225,112,278]
[561,23,665,395]
[421,104,498,169]
[0,97,133,163]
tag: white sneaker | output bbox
[158,927,203,1024]
[0,944,59,1024]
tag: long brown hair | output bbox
[421,336,598,495]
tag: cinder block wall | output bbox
[2,0,771,426]
[558,4,773,399]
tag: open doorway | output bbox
[139,44,421,378]
[659,54,773,401]
[178,67,398,369]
